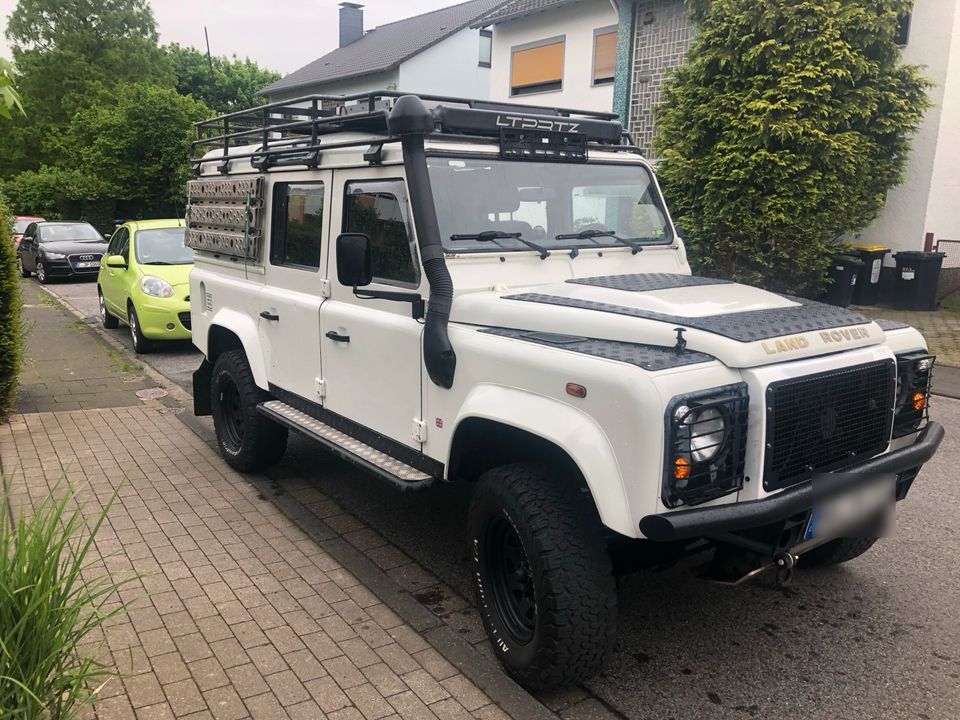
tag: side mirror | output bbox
[673,223,686,241]
[106,255,127,269]
[336,233,372,288]
[103,233,111,240]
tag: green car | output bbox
[97,219,191,353]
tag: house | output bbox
[259,0,508,103]
[473,0,621,110]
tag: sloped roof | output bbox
[472,0,582,27]
[261,0,508,96]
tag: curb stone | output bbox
[37,281,565,720]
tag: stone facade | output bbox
[627,0,694,155]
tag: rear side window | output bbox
[271,182,325,269]
[343,180,420,286]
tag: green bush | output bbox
[0,195,22,421]
[655,0,930,296]
[0,480,138,719]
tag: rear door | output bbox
[320,170,423,448]
[258,173,332,402]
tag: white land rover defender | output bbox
[187,92,944,690]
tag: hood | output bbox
[40,240,108,255]
[138,262,192,287]
[451,273,884,369]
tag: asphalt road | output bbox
[42,277,960,720]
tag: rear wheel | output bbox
[127,304,152,354]
[211,350,287,472]
[18,256,30,278]
[799,537,878,567]
[99,288,119,329]
[468,462,617,691]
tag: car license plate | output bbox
[76,261,98,268]
[804,475,894,540]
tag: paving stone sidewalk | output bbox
[855,303,960,367]
[0,282,515,720]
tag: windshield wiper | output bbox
[450,230,550,259]
[554,228,644,255]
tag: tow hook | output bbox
[774,552,798,586]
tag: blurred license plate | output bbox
[804,475,894,540]
[76,261,98,268]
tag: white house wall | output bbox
[857,0,959,256]
[925,1,960,243]
[398,28,491,98]
[486,0,618,110]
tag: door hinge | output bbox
[320,279,331,298]
[315,377,326,399]
[411,418,427,443]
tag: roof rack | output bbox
[191,90,636,174]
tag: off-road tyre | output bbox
[18,256,30,278]
[799,537,878,567]
[468,462,617,691]
[99,288,119,329]
[127,304,152,354]
[211,350,288,472]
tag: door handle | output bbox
[259,311,279,321]
[325,330,350,343]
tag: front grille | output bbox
[69,253,102,271]
[764,361,895,490]
[178,312,192,330]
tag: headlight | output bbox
[664,385,749,508]
[893,352,934,438]
[44,251,65,259]
[140,275,174,298]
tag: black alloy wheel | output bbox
[484,516,537,644]
[218,376,245,449]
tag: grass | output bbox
[0,477,140,719]
[36,292,59,309]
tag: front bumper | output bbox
[639,422,945,542]
[136,298,192,340]
[42,259,99,279]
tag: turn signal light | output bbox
[673,456,691,480]
[911,391,927,412]
[565,383,587,398]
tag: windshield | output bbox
[135,228,191,265]
[428,157,673,254]
[39,223,103,242]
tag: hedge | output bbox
[0,196,23,420]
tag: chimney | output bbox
[339,2,364,48]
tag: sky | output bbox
[0,0,466,74]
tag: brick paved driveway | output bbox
[0,284,514,720]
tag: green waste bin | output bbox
[851,244,890,305]
[821,254,863,308]
[893,251,945,310]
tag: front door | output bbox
[259,173,331,402]
[19,223,38,270]
[320,171,423,448]
[102,227,129,315]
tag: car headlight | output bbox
[44,251,66,259]
[140,275,175,298]
[893,352,934,438]
[664,385,749,508]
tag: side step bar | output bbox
[258,400,436,490]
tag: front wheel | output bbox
[211,350,288,472]
[35,260,48,284]
[468,463,617,691]
[127,304,152,353]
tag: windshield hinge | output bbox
[411,418,427,444]
[315,377,326,399]
[319,279,331,298]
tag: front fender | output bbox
[453,384,633,537]
[206,307,269,389]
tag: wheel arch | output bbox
[199,308,268,389]
[448,385,633,536]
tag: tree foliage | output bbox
[0,59,24,119]
[167,44,279,113]
[654,0,931,295]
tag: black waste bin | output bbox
[821,254,863,307]
[851,244,890,305]
[893,251,946,310]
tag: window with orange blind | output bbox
[510,37,564,95]
[593,28,616,85]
